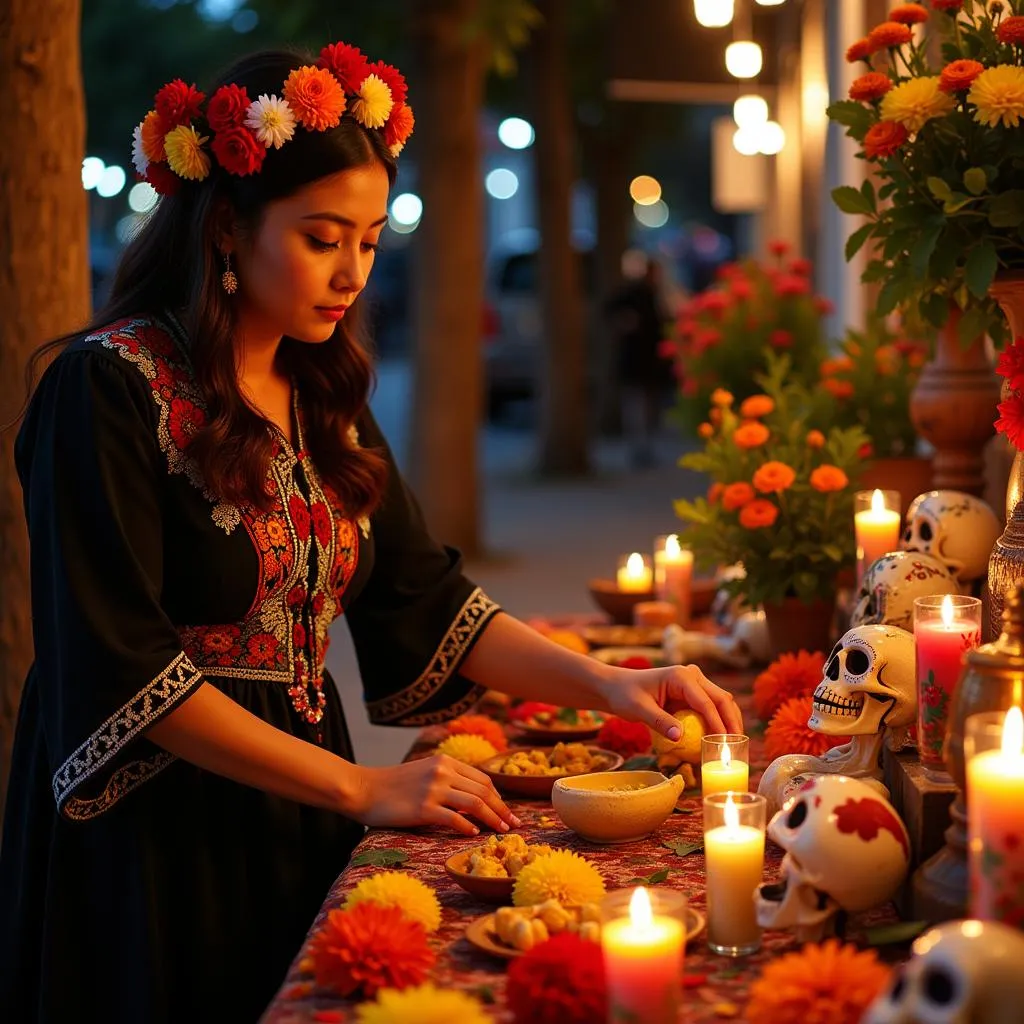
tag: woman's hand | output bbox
[347,756,521,837]
[597,663,744,740]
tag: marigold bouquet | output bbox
[674,358,868,606]
[828,1,1024,345]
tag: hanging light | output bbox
[694,0,734,29]
[725,41,763,79]
[757,121,786,155]
[733,94,768,128]
[732,127,761,156]
[755,0,786,5]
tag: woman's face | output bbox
[232,160,390,346]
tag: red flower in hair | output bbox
[507,934,607,1024]
[366,59,408,104]
[318,42,370,92]
[145,162,180,196]
[155,79,205,128]
[211,127,266,176]
[207,84,251,132]
[384,102,415,148]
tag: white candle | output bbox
[617,552,653,593]
[654,533,694,624]
[702,740,749,798]
[854,489,901,586]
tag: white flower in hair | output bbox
[245,94,297,150]
[132,123,150,176]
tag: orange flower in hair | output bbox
[446,714,508,752]
[283,65,347,131]
[384,101,416,150]
[141,110,168,163]
[733,422,770,449]
[763,696,849,761]
[739,499,779,529]
[810,465,849,492]
[753,650,825,720]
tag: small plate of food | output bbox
[588,646,666,670]
[478,743,624,798]
[444,834,557,903]
[509,704,606,743]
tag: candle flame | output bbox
[665,534,681,557]
[724,792,739,830]
[721,743,732,768]
[1003,706,1024,757]
[871,489,886,514]
[629,885,653,929]
[941,594,955,628]
[626,552,645,576]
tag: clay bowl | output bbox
[587,578,655,625]
[552,770,684,844]
[478,747,624,799]
[444,850,516,904]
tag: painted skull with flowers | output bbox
[828,1,1024,347]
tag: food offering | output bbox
[465,900,602,959]
[479,744,624,798]
[445,834,561,902]
[510,704,606,743]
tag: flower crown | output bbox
[131,41,414,196]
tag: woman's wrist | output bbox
[334,760,372,821]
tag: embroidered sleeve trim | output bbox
[52,651,203,813]
[62,751,177,821]
[364,588,500,725]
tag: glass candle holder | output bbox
[653,533,694,624]
[701,733,749,798]
[914,594,983,783]
[854,489,901,588]
[616,552,653,593]
[600,886,688,1024]
[965,707,1024,925]
[703,792,766,956]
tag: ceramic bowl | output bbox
[551,770,684,844]
[478,747,624,799]
[587,578,654,625]
[444,850,516,904]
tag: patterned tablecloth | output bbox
[261,666,906,1023]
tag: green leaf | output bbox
[844,222,875,262]
[920,292,950,329]
[963,167,987,195]
[927,175,953,202]
[989,190,1024,228]
[832,185,874,216]
[865,921,930,946]
[349,848,410,868]
[910,225,943,281]
[822,544,844,562]
[943,192,974,214]
[826,100,874,134]
[620,755,659,771]
[965,241,999,299]
[877,275,908,315]
[957,303,991,346]
[628,867,672,885]
[662,839,704,857]
[556,707,579,725]
[860,177,875,209]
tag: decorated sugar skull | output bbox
[754,774,909,942]
[851,551,960,632]
[810,624,917,742]
[862,919,1024,1024]
[900,490,1001,584]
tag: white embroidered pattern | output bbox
[52,650,202,813]
[63,751,177,821]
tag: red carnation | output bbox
[849,72,893,102]
[155,79,205,128]
[998,15,1024,45]
[863,120,910,159]
[207,84,251,132]
[940,59,985,93]
[211,126,266,176]
[145,161,180,196]
[366,59,408,105]
[507,934,607,1024]
[846,38,872,62]
[789,257,813,276]
[318,42,370,93]
[596,716,652,759]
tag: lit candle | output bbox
[854,489,902,587]
[914,594,982,782]
[601,887,685,1024]
[703,793,766,956]
[654,533,694,624]
[701,733,750,798]
[617,552,653,593]
[967,706,1024,925]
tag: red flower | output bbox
[889,3,929,25]
[366,59,408,104]
[289,494,311,541]
[859,442,875,459]
[775,274,811,297]
[997,392,1024,452]
[849,72,893,102]
[293,622,308,649]
[207,84,250,131]
[154,79,205,127]
[868,22,913,51]
[211,126,266,176]
[383,101,415,149]
[507,934,607,1024]
[310,501,333,548]
[145,162,180,196]
[317,41,370,92]
[789,257,813,276]
[813,296,835,315]
[246,632,279,668]
[997,15,1024,45]
[997,338,1024,391]
[940,59,985,93]
[596,716,652,758]
[168,397,205,449]
[287,585,307,608]
[770,329,794,349]
[931,0,963,10]
[308,903,434,999]
[753,650,825,720]
[846,38,872,62]
[863,120,910,159]
[768,239,790,257]
[508,701,557,723]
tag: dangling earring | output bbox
[221,252,238,295]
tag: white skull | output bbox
[810,625,916,740]
[862,919,1024,1024]
[901,490,1001,584]
[851,552,960,632]
[755,774,909,942]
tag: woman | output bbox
[0,44,741,1023]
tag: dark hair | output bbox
[30,48,393,517]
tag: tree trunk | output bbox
[0,0,91,820]
[408,0,485,557]
[530,0,589,476]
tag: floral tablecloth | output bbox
[261,667,905,1023]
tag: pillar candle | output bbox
[702,745,749,798]
[854,489,901,587]
[617,552,653,593]
[654,534,694,624]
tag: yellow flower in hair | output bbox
[879,76,954,133]
[351,74,394,129]
[969,64,1024,129]
[344,870,442,933]
[163,125,210,181]
[355,984,494,1024]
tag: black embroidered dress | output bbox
[0,315,499,1023]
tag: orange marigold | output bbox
[384,101,416,149]
[849,72,893,102]
[746,939,891,1024]
[711,387,734,407]
[308,902,435,999]
[722,482,756,511]
[141,110,168,163]
[863,120,910,159]
[810,465,850,492]
[997,15,1024,45]
[708,482,725,504]
[763,696,850,761]
[739,395,775,418]
[753,650,825,720]
[283,65,347,131]
[806,430,826,448]
[739,499,779,529]
[752,461,796,495]
[733,422,770,449]
[940,58,985,93]
[868,21,913,51]
[823,378,855,400]
[446,714,508,752]
[846,38,872,62]
[698,421,715,439]
[888,3,928,25]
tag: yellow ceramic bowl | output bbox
[551,770,684,844]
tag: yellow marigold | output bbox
[163,125,210,181]
[710,387,734,407]
[739,395,775,418]
[283,65,346,130]
[355,983,494,1024]
[351,73,395,129]
[806,430,826,448]
[434,733,497,765]
[140,109,168,163]
[880,76,955,132]
[513,850,606,907]
[752,461,796,494]
[810,464,850,492]
[969,65,1024,129]
[746,939,890,1024]
[446,714,508,752]
[344,871,442,933]
[733,422,770,449]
